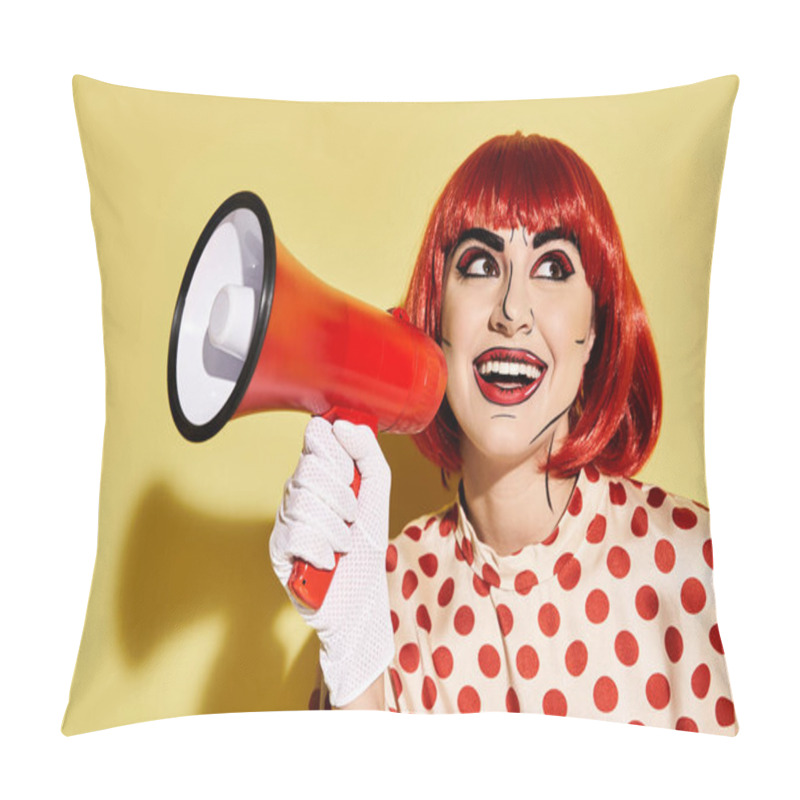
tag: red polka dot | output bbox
[610,481,627,505]
[506,688,520,713]
[416,604,432,633]
[457,686,481,713]
[461,538,474,565]
[629,720,644,726]
[404,525,422,541]
[709,624,725,654]
[538,603,560,637]
[646,673,671,709]
[647,487,666,508]
[399,642,420,673]
[496,604,514,636]
[543,689,568,716]
[594,677,618,713]
[715,697,736,727]
[586,589,610,623]
[681,578,706,614]
[584,463,600,482]
[439,508,457,537]
[390,610,399,633]
[614,630,639,666]
[692,664,711,698]
[565,640,588,676]
[703,539,714,569]
[635,585,659,620]
[418,553,438,577]
[568,486,583,516]
[516,645,539,679]
[425,516,436,530]
[587,514,607,543]
[676,717,698,733]
[421,676,437,710]
[454,605,475,635]
[631,506,649,537]
[542,527,559,546]
[479,644,501,678]
[473,574,490,597]
[654,539,675,573]
[673,507,698,529]
[432,646,453,678]
[607,546,631,578]
[514,570,538,595]
[438,577,455,607]
[482,563,500,588]
[386,544,397,572]
[389,668,402,698]
[665,626,684,663]
[402,570,418,599]
[555,554,582,591]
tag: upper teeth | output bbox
[478,360,542,379]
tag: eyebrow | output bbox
[452,227,506,253]
[533,227,580,251]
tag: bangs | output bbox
[440,134,590,257]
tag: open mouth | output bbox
[473,347,547,406]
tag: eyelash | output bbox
[454,247,575,281]
[455,247,499,278]
[531,250,574,280]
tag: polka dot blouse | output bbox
[381,465,737,734]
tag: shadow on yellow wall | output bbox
[113,431,452,723]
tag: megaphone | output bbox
[167,191,447,608]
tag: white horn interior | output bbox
[175,207,264,425]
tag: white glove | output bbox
[269,417,394,707]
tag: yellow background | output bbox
[63,75,737,734]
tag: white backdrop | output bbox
[3,2,797,797]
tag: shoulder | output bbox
[588,468,709,540]
[584,469,713,579]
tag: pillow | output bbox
[63,75,738,734]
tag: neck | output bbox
[459,433,578,555]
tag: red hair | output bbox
[403,133,662,479]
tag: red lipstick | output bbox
[473,348,547,406]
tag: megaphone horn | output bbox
[167,191,447,608]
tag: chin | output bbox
[464,420,546,468]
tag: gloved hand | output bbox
[269,417,394,708]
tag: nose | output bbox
[490,264,533,336]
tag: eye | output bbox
[531,250,574,281]
[455,247,500,278]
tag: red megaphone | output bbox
[167,191,447,608]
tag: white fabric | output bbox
[269,418,395,707]
[383,468,737,734]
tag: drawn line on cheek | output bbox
[441,337,452,348]
[491,414,516,419]
[528,404,572,449]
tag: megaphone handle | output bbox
[287,408,379,610]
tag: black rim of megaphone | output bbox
[167,191,276,442]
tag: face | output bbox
[440,225,596,466]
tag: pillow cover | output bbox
[63,75,738,734]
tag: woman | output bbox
[270,133,737,734]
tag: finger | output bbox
[332,421,390,486]
[277,519,345,571]
[303,417,355,476]
[282,482,353,553]
[292,452,358,523]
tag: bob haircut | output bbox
[403,132,662,479]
